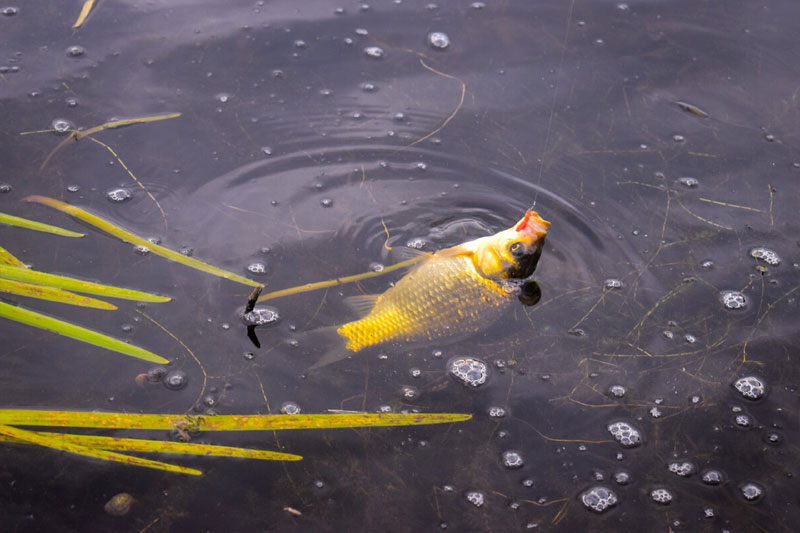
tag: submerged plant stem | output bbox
[257,255,426,303]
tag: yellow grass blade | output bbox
[0,279,117,310]
[73,113,182,140]
[0,424,201,475]
[0,246,26,267]
[73,0,96,29]
[0,212,84,237]
[257,254,426,303]
[0,302,169,364]
[24,196,262,287]
[0,264,170,303]
[0,410,472,431]
[0,431,302,461]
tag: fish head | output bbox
[467,209,550,280]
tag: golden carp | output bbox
[312,210,550,367]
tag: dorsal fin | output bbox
[392,247,433,261]
[343,294,380,318]
[432,245,473,258]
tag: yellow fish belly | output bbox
[337,254,514,352]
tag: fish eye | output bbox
[508,242,524,258]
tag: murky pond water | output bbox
[2,0,799,530]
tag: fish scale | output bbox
[337,253,514,352]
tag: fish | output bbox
[310,209,550,368]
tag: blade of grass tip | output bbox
[24,196,262,288]
[0,301,169,364]
[0,279,117,310]
[0,432,302,461]
[0,424,201,475]
[0,264,170,303]
[0,246,27,267]
[0,212,84,238]
[0,410,472,431]
[73,0,96,29]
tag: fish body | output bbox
[335,210,550,355]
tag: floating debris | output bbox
[447,357,489,388]
[607,421,642,448]
[580,486,618,513]
[608,385,626,398]
[674,101,709,118]
[733,376,766,400]
[104,493,134,516]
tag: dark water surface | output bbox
[2,0,799,531]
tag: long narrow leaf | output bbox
[0,246,26,267]
[0,264,170,303]
[0,424,201,475]
[73,0,96,28]
[0,212,84,237]
[24,196,262,287]
[0,302,169,364]
[0,410,471,431]
[0,279,117,309]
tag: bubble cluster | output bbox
[608,385,626,398]
[741,482,763,501]
[734,376,766,400]
[701,470,723,485]
[427,32,450,50]
[363,46,384,58]
[281,401,301,414]
[0,183,12,193]
[720,290,746,310]
[678,176,698,187]
[242,306,280,326]
[580,486,618,513]
[501,450,524,469]
[66,45,85,57]
[246,261,267,275]
[604,279,623,289]
[163,370,188,390]
[401,385,418,400]
[106,188,132,203]
[750,247,781,266]
[613,472,630,485]
[488,406,506,418]
[52,118,73,133]
[447,357,489,387]
[607,421,642,447]
[668,461,695,477]
[735,414,751,427]
[465,490,485,507]
[651,488,673,504]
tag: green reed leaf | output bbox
[0,246,26,267]
[0,431,302,461]
[0,410,472,431]
[24,196,262,287]
[0,212,84,237]
[0,302,169,364]
[0,278,117,309]
[0,424,201,475]
[0,264,170,303]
